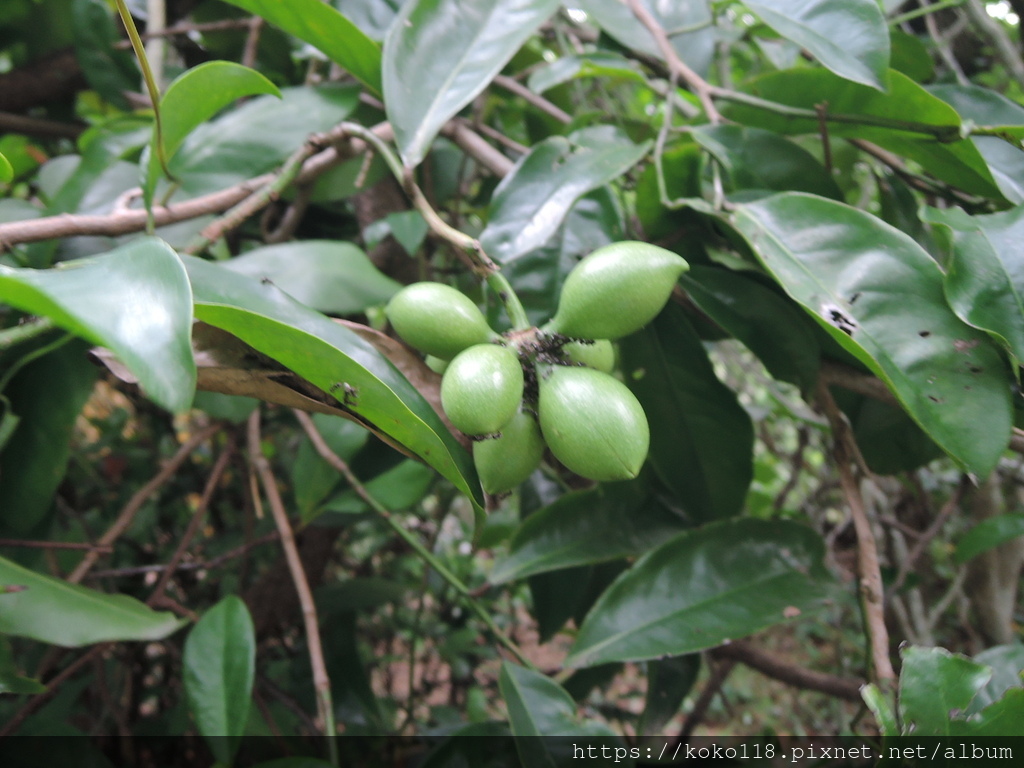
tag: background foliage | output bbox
[1,0,1024,764]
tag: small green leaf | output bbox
[0,151,14,184]
[733,192,1011,478]
[0,555,185,646]
[490,478,688,583]
[527,53,647,94]
[621,306,754,521]
[566,519,834,667]
[218,0,382,93]
[898,646,991,736]
[481,132,650,265]
[954,514,1024,564]
[183,596,255,765]
[970,645,1024,714]
[183,255,483,509]
[383,0,561,167]
[862,683,898,736]
[0,238,195,413]
[144,61,280,205]
[745,0,889,89]
[0,638,46,694]
[224,241,401,315]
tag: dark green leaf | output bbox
[890,29,934,83]
[681,266,821,392]
[0,237,195,413]
[224,240,400,315]
[317,577,409,616]
[218,0,382,93]
[527,53,647,94]
[383,0,561,167]
[955,514,1024,565]
[0,555,185,646]
[634,142,703,241]
[841,393,942,475]
[418,722,517,768]
[529,566,595,642]
[143,61,280,205]
[72,0,140,110]
[951,688,1024,736]
[321,613,385,729]
[566,519,834,667]
[745,0,889,89]
[183,595,255,764]
[0,152,12,184]
[0,343,95,531]
[725,69,1000,198]
[692,125,842,200]
[898,646,991,736]
[621,305,754,521]
[732,192,1012,478]
[480,131,648,265]
[491,478,687,583]
[291,413,368,519]
[182,255,483,508]
[640,655,700,736]
[0,638,45,694]
[322,459,434,517]
[970,645,1024,714]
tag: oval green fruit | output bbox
[537,365,649,482]
[386,282,496,359]
[473,409,546,494]
[546,241,688,340]
[562,339,615,373]
[441,344,524,436]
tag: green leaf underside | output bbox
[0,555,185,646]
[725,69,1001,199]
[0,237,195,413]
[183,596,255,764]
[566,519,833,667]
[746,0,889,90]
[182,255,483,508]
[383,0,561,167]
[733,192,1011,478]
[490,479,688,583]
[144,61,280,205]
[481,133,650,264]
[218,0,382,93]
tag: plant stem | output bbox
[889,0,964,27]
[0,317,56,352]
[293,409,536,670]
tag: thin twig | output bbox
[292,409,536,670]
[712,639,864,702]
[86,531,279,579]
[67,423,222,584]
[816,382,896,684]
[247,411,338,766]
[676,657,735,742]
[493,74,572,124]
[889,477,967,595]
[0,539,112,553]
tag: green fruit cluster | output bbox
[384,242,688,494]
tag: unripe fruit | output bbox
[473,409,546,494]
[546,242,688,340]
[562,339,615,373]
[386,282,497,359]
[441,344,524,436]
[537,365,649,482]
[425,355,449,374]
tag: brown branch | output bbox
[493,74,572,124]
[817,381,896,683]
[889,476,968,594]
[66,423,222,584]
[86,531,280,579]
[0,539,111,552]
[0,112,85,140]
[246,410,335,742]
[710,639,865,702]
[676,657,735,742]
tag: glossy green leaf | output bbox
[952,688,1024,736]
[954,514,1024,565]
[291,413,368,519]
[0,555,185,646]
[182,255,483,508]
[621,306,754,521]
[0,638,45,694]
[898,646,991,736]
[565,519,834,667]
[490,478,688,583]
[0,152,12,184]
[72,0,140,110]
[527,53,647,93]
[218,0,382,93]
[576,0,715,79]
[681,266,820,393]
[970,644,1024,714]
[480,132,649,264]
[732,192,1012,478]
[930,84,1024,203]
[143,61,280,205]
[322,459,434,517]
[383,0,561,167]
[640,655,700,736]
[745,0,889,89]
[890,29,934,83]
[725,69,1000,198]
[224,241,401,315]
[0,238,195,413]
[692,125,842,200]
[0,342,95,532]
[183,596,255,765]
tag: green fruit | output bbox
[425,355,449,374]
[546,241,688,340]
[537,365,649,482]
[473,409,546,494]
[441,344,524,436]
[562,339,615,373]
[386,282,496,359]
